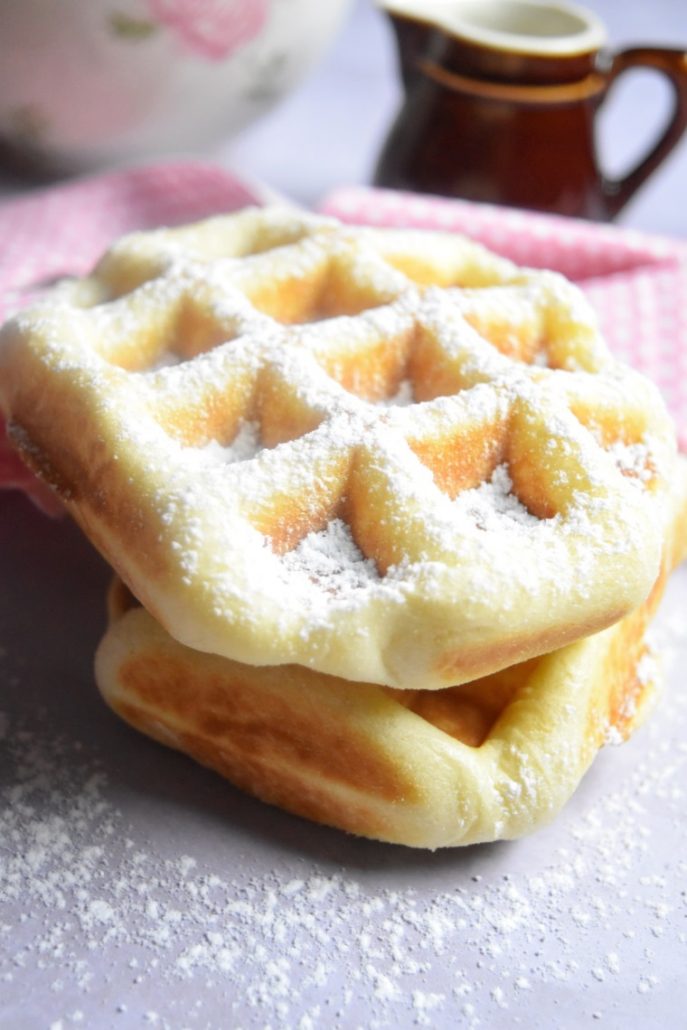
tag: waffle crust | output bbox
[0,208,679,688]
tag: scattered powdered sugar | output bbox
[147,350,183,371]
[280,517,380,594]
[453,464,540,531]
[635,646,659,687]
[608,440,653,483]
[1,569,686,1027]
[194,420,262,464]
[377,379,415,407]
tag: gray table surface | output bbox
[2,3,687,1029]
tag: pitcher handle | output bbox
[601,48,687,217]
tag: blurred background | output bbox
[227,0,687,233]
[0,0,686,234]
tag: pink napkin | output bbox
[0,160,266,325]
[321,186,687,452]
[2,164,686,513]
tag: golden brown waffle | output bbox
[0,208,679,688]
[95,460,687,849]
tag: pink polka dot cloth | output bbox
[322,186,687,454]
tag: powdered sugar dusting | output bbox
[377,378,414,407]
[454,464,540,531]
[281,518,380,593]
[609,439,653,483]
[195,420,261,464]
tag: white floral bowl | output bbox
[0,0,351,173]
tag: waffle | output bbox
[95,459,687,849]
[0,208,679,689]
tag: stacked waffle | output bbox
[1,208,684,848]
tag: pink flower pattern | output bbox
[146,0,270,61]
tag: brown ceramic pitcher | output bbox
[374,0,687,219]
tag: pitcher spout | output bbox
[380,1,457,89]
